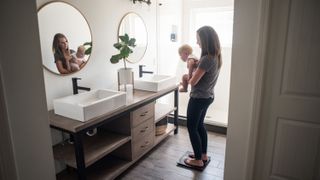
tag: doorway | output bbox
[157,0,234,127]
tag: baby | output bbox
[70,45,86,72]
[178,44,199,92]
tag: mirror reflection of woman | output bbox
[52,33,85,74]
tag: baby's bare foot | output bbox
[179,88,188,92]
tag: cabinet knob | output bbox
[140,141,150,148]
[140,126,149,133]
[140,111,149,117]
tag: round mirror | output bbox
[37,2,92,75]
[118,13,148,63]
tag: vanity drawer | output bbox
[132,117,154,142]
[131,102,155,127]
[132,133,154,159]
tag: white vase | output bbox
[118,68,133,84]
[118,68,134,102]
[117,68,134,101]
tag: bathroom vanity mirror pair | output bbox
[37,2,148,75]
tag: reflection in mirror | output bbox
[118,13,147,63]
[38,2,92,75]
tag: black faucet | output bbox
[139,65,153,78]
[72,77,91,94]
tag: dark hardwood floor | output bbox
[117,126,226,180]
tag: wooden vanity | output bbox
[49,85,179,180]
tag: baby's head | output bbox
[178,44,193,62]
[76,45,86,58]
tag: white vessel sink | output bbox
[134,75,177,92]
[53,89,126,122]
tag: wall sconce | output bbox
[132,0,151,5]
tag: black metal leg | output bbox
[69,134,74,143]
[73,133,86,180]
[174,89,179,134]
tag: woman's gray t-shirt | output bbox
[190,55,220,99]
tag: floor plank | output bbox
[117,126,226,180]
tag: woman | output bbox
[184,26,222,168]
[52,33,84,74]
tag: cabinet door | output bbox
[132,133,154,159]
[131,102,155,128]
[132,117,154,143]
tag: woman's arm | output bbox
[188,67,205,86]
[79,60,86,69]
[56,60,71,74]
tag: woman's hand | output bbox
[79,60,86,69]
[56,60,71,74]
[188,68,205,86]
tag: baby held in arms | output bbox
[70,45,86,72]
[178,44,199,92]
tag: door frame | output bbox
[0,66,18,180]
[224,0,270,179]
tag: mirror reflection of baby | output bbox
[178,44,199,92]
[70,45,86,72]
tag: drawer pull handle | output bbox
[140,126,149,133]
[140,141,150,148]
[140,111,149,117]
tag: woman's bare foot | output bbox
[184,157,204,167]
[188,154,208,162]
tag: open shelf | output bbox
[154,124,176,145]
[57,155,132,180]
[154,103,176,124]
[53,130,131,168]
[57,123,176,180]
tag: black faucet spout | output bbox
[78,86,91,91]
[72,77,91,94]
[139,65,154,78]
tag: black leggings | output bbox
[187,97,213,160]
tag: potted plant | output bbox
[83,41,92,55]
[110,33,136,68]
[110,33,136,91]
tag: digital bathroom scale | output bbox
[177,151,211,171]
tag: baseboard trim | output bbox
[168,115,227,135]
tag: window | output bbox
[189,7,234,47]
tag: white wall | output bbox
[155,0,182,108]
[0,0,55,179]
[157,0,183,76]
[224,0,265,179]
[36,0,157,173]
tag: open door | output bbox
[254,0,320,179]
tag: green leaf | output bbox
[110,54,123,64]
[120,46,131,58]
[119,34,129,43]
[82,41,92,55]
[128,38,136,47]
[83,42,92,46]
[85,47,91,55]
[113,42,122,50]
